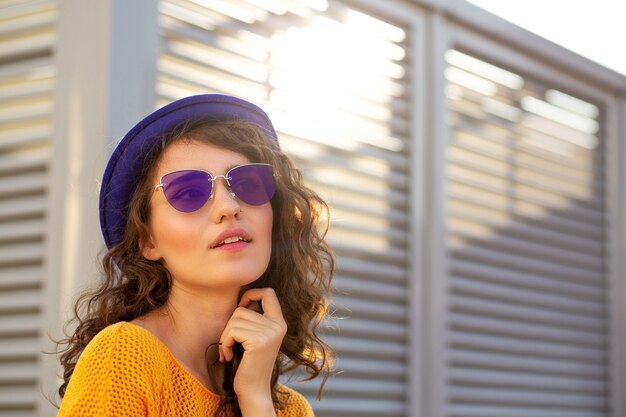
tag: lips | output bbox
[210,229,252,249]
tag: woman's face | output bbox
[142,140,273,291]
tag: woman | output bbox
[56,94,334,417]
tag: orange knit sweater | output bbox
[58,322,314,416]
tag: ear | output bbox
[141,234,162,261]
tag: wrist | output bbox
[238,392,275,417]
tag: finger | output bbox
[230,306,264,321]
[220,332,236,362]
[220,327,263,362]
[239,288,283,320]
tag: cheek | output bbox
[150,210,202,251]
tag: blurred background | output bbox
[2,0,626,416]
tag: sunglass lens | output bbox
[161,170,212,212]
[228,164,276,205]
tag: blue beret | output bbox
[99,94,278,249]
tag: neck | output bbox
[163,283,240,344]
[133,284,242,390]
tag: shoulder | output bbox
[84,322,168,361]
[59,322,170,415]
[276,385,315,417]
[75,322,170,383]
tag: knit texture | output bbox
[58,322,314,416]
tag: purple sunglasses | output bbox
[154,163,276,212]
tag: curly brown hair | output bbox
[56,120,335,417]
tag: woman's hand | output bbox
[219,288,287,414]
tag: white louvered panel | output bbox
[157,2,410,415]
[0,1,56,416]
[445,50,609,416]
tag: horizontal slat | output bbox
[158,55,268,100]
[449,226,603,270]
[331,295,406,322]
[307,172,407,205]
[325,336,405,360]
[448,137,602,189]
[328,317,406,341]
[0,362,37,384]
[451,294,605,331]
[0,150,49,174]
[329,221,407,247]
[0,172,46,197]
[0,313,40,336]
[0,54,53,79]
[164,37,268,82]
[0,196,46,221]
[295,158,409,193]
[0,219,44,243]
[272,108,410,153]
[449,349,607,378]
[0,385,37,409]
[0,0,55,22]
[448,191,604,240]
[0,97,53,124]
[450,313,606,347]
[450,258,604,300]
[320,193,410,226]
[328,238,408,264]
[308,397,405,417]
[336,257,406,283]
[333,357,405,379]
[282,129,409,168]
[0,266,40,289]
[448,176,603,222]
[448,151,603,201]
[0,30,55,61]
[305,181,407,217]
[450,245,602,285]
[449,115,601,173]
[286,138,409,173]
[0,337,39,359]
[449,368,606,393]
[0,76,54,103]
[448,404,605,417]
[0,241,43,266]
[334,275,406,301]
[450,275,606,316]
[450,331,606,363]
[450,386,606,408]
[0,289,41,313]
[298,377,404,399]
[449,204,604,256]
[0,409,36,417]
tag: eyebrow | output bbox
[159,163,249,178]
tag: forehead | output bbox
[155,140,251,175]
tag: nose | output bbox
[210,177,241,222]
